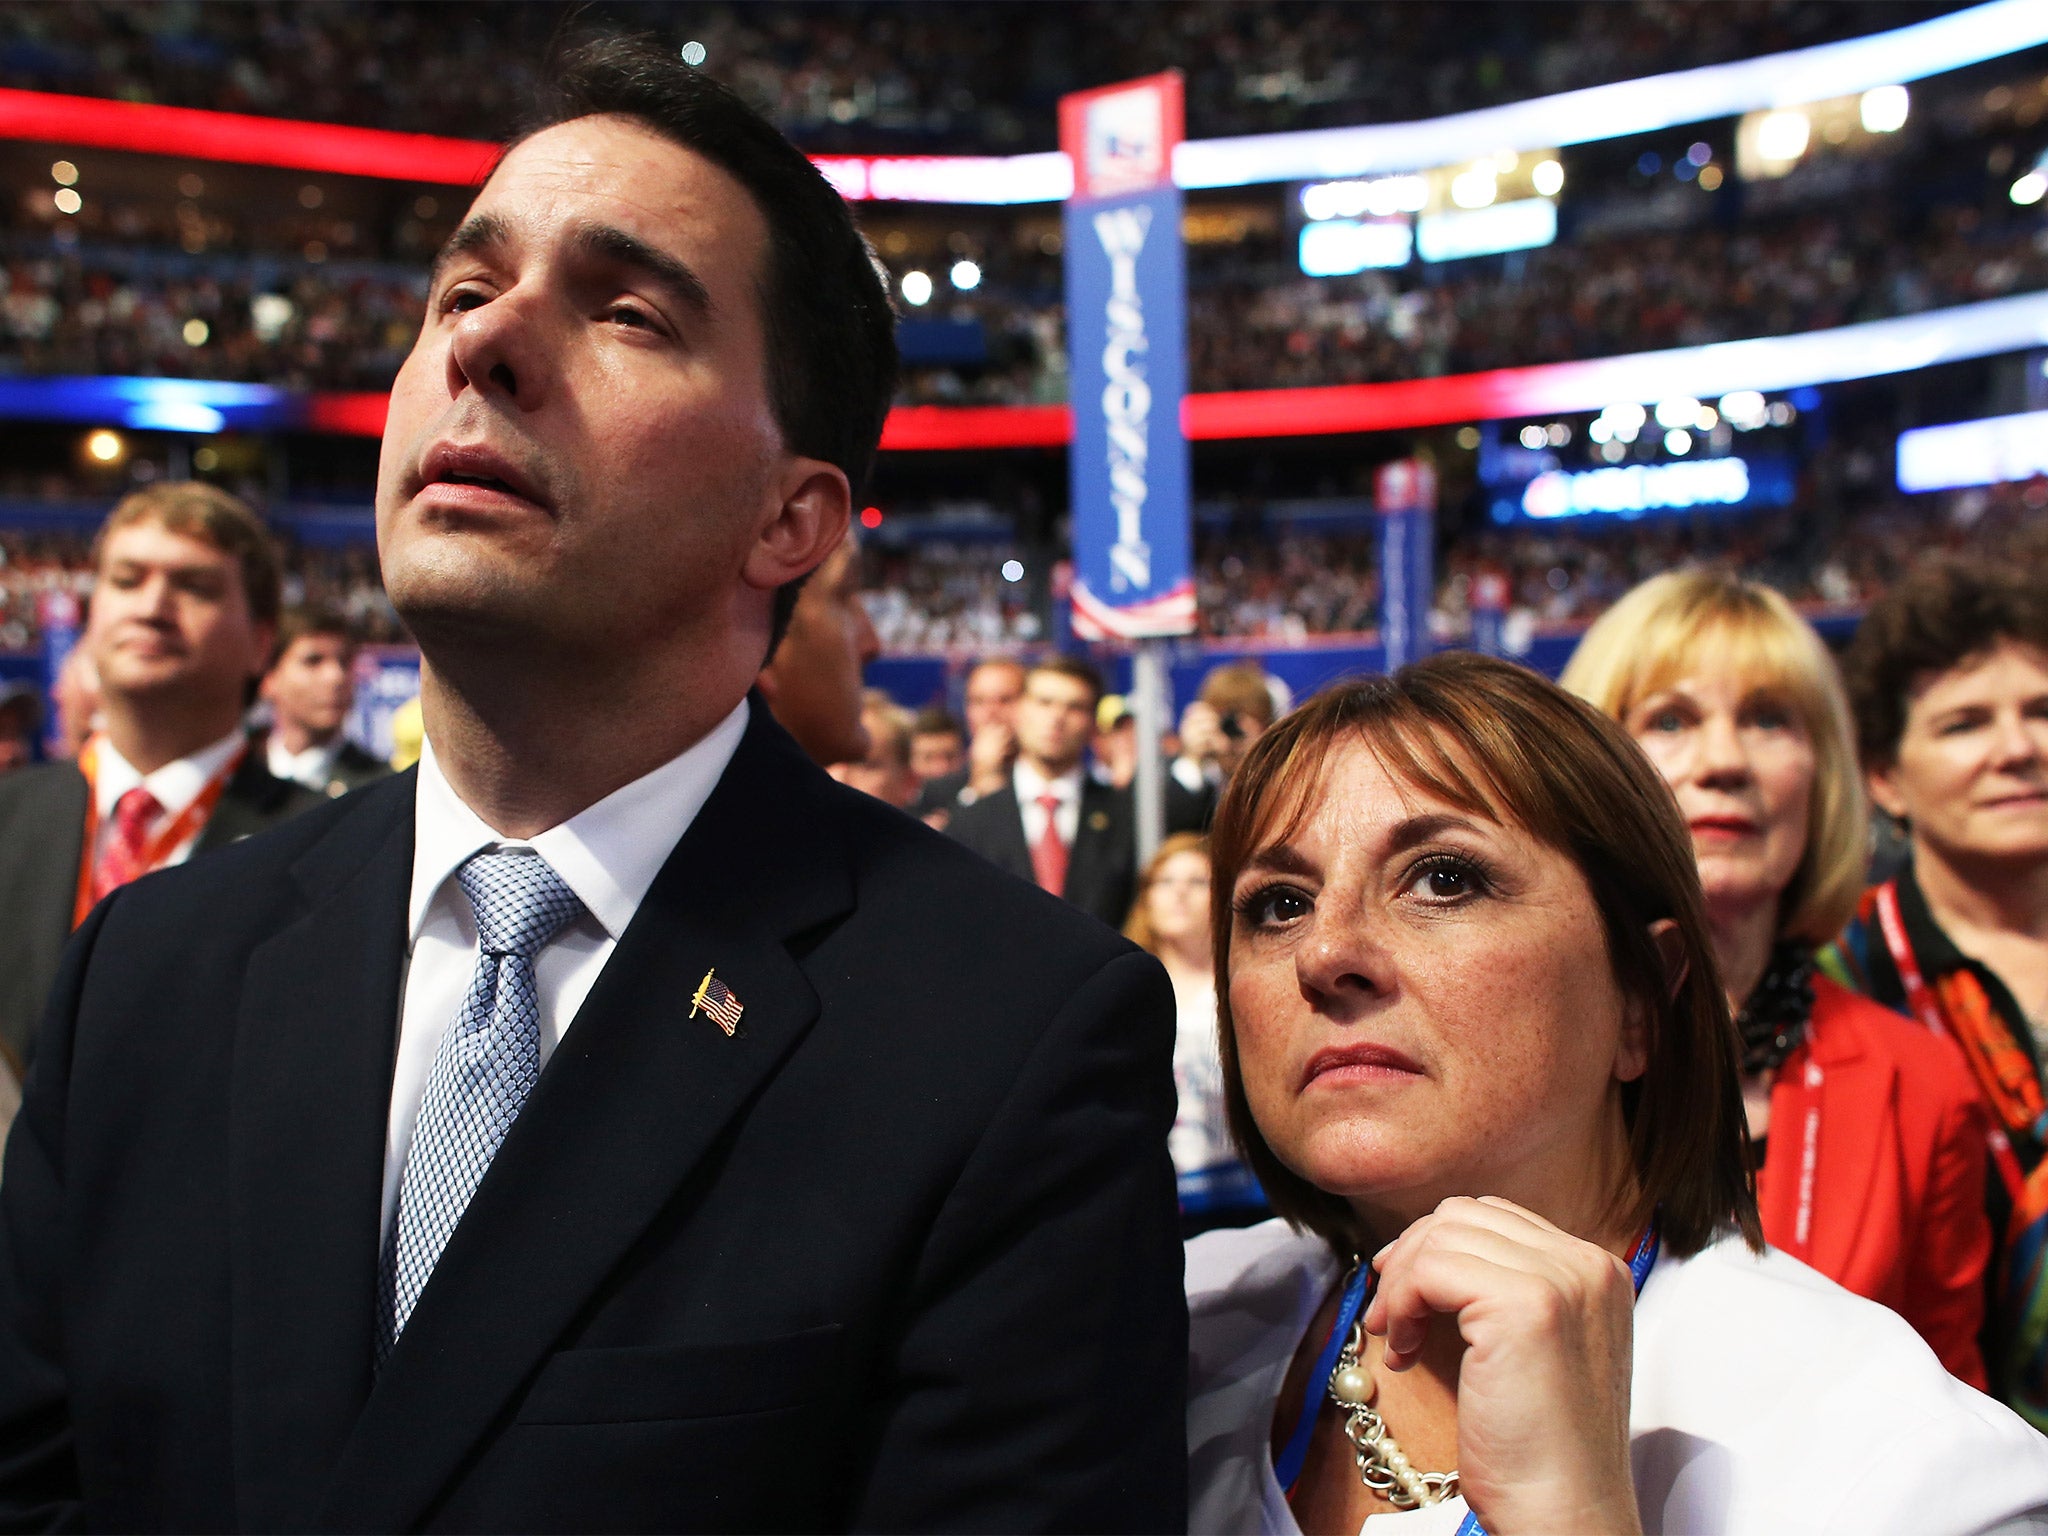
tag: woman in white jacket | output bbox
[1186,652,2048,1536]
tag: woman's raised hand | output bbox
[1365,1196,1643,1536]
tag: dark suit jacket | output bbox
[947,775,1139,929]
[0,704,1186,1533]
[0,750,319,1065]
[325,740,396,799]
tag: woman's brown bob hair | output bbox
[1210,652,1762,1260]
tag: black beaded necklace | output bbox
[1735,941,1815,1076]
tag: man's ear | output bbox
[743,457,850,595]
[1865,760,1908,823]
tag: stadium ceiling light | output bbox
[1173,0,2047,190]
[52,187,80,215]
[1860,84,1911,132]
[949,258,982,290]
[2011,170,2048,205]
[1531,159,1564,196]
[900,270,933,306]
[49,159,76,185]
[84,429,124,464]
[1755,110,1811,162]
[1654,397,1701,429]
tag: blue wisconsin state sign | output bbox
[1060,73,1195,640]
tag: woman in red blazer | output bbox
[1564,570,1991,1385]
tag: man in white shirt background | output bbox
[0,482,316,1066]
[259,605,392,798]
[949,654,1139,927]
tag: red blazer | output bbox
[1756,975,1992,1388]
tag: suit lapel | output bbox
[317,709,854,1533]
[229,777,415,1532]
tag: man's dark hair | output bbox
[520,36,899,652]
[268,604,357,671]
[1842,553,2048,767]
[911,706,964,742]
[1025,653,1105,705]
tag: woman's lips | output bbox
[1301,1043,1425,1090]
[1689,815,1758,840]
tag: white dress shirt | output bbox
[267,734,343,792]
[1013,757,1083,849]
[381,699,748,1234]
[1186,1220,2048,1536]
[91,728,247,870]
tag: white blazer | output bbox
[1187,1219,2048,1536]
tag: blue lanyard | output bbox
[1279,1220,1662,1536]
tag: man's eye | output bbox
[607,305,653,329]
[442,288,487,314]
[1235,884,1310,928]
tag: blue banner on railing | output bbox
[1376,458,1436,673]
[1060,73,1195,641]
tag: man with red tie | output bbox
[949,654,1138,927]
[0,483,316,1065]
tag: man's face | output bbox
[86,520,270,712]
[377,114,834,667]
[963,662,1023,736]
[1014,672,1096,774]
[263,632,356,739]
[909,729,963,781]
[760,536,880,766]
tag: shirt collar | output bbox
[408,698,749,947]
[95,729,247,821]
[1895,860,1970,976]
[268,734,341,785]
[1013,757,1083,804]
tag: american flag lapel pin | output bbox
[690,969,744,1036]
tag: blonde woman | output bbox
[1563,570,1992,1385]
[1126,832,1264,1234]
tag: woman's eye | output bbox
[1405,855,1486,904]
[1644,709,1687,733]
[1236,885,1311,928]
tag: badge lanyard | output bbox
[1277,1220,1661,1536]
[1875,880,2034,1203]
[71,734,245,928]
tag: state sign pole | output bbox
[1058,71,1194,867]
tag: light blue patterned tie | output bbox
[377,850,584,1362]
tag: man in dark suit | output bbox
[260,605,393,799]
[0,482,318,1065]
[0,41,1184,1535]
[949,655,1140,928]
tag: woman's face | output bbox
[1870,639,2048,868]
[1624,673,1814,918]
[1144,849,1212,953]
[1227,738,1647,1226]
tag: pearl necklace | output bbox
[1325,1310,1458,1509]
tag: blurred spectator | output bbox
[1122,832,1265,1235]
[1093,693,1137,791]
[949,654,1136,927]
[49,645,99,758]
[259,604,388,798]
[0,681,40,774]
[830,688,919,810]
[914,655,1025,822]
[0,482,317,1063]
[759,533,882,768]
[907,705,964,784]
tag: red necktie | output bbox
[1031,791,1069,896]
[94,785,163,899]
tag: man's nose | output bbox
[445,289,551,411]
